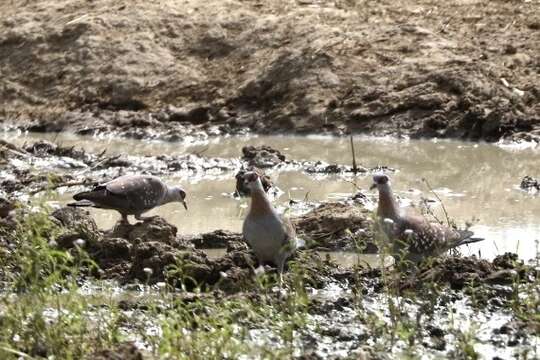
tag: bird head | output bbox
[370,174,390,190]
[242,172,263,193]
[171,186,188,210]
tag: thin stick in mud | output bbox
[350,135,358,174]
[422,178,451,226]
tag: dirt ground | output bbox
[1,0,539,141]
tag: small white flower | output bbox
[73,239,85,247]
[48,240,58,247]
[156,282,167,288]
[404,229,414,235]
[254,266,266,276]
[219,271,228,279]
[355,229,366,235]
[143,267,153,275]
[383,218,394,225]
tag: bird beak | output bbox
[369,183,377,190]
[182,200,188,210]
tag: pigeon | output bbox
[370,174,484,262]
[241,171,299,283]
[68,175,187,223]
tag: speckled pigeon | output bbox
[69,175,187,223]
[241,171,300,284]
[371,174,484,262]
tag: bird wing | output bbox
[279,214,297,249]
[105,175,168,211]
[396,215,462,255]
[72,183,129,211]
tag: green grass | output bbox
[0,206,538,359]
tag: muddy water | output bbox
[205,248,394,269]
[5,132,540,260]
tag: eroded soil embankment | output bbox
[1,204,536,298]
[1,0,539,141]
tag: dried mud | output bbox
[1,0,539,142]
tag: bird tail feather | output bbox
[67,200,95,208]
[73,191,93,201]
[457,230,484,245]
[460,237,485,245]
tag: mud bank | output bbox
[4,204,537,296]
[0,140,389,197]
[1,0,539,142]
[1,204,538,358]
[45,206,375,290]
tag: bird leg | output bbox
[278,261,285,289]
[112,214,131,235]
[120,214,130,224]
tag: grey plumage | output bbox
[241,172,299,283]
[371,174,484,262]
[68,175,187,223]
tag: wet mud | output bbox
[1,140,391,198]
[1,133,539,356]
[521,175,540,193]
[16,205,535,301]
[16,205,534,358]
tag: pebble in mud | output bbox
[241,145,286,168]
[294,202,376,251]
[0,195,16,218]
[520,175,540,192]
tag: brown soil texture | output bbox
[520,175,540,192]
[9,208,526,310]
[94,342,143,360]
[0,139,241,194]
[43,207,345,292]
[1,0,539,141]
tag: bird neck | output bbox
[249,187,274,216]
[377,184,400,220]
[161,188,177,205]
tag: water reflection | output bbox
[5,132,540,261]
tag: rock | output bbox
[128,216,178,245]
[0,196,16,218]
[168,104,211,125]
[414,256,495,290]
[51,206,99,233]
[188,230,242,248]
[24,140,57,155]
[128,241,212,287]
[241,145,286,168]
[294,202,375,251]
[503,44,517,55]
[520,176,540,192]
[492,252,521,269]
[99,237,132,259]
[485,269,518,285]
[304,161,367,174]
